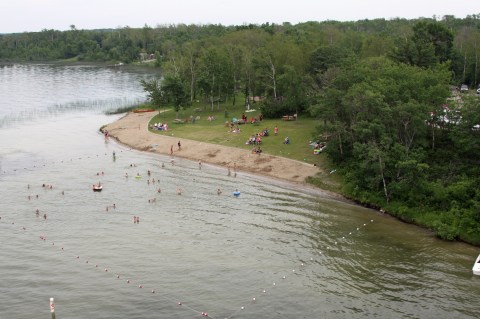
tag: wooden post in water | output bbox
[49,297,56,319]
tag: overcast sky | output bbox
[1,0,478,33]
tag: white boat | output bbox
[473,254,480,276]
[93,184,103,192]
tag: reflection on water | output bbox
[0,64,479,319]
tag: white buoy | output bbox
[49,297,55,319]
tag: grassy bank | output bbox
[142,101,341,192]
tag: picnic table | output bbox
[282,115,296,121]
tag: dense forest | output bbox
[1,16,480,244]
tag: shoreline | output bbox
[103,112,346,200]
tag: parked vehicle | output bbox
[460,84,468,92]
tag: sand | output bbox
[104,112,321,185]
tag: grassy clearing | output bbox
[143,100,342,191]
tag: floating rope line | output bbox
[0,208,377,319]
[0,147,132,175]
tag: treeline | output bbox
[1,16,480,244]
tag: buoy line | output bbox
[0,209,376,318]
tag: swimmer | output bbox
[147,170,151,176]
[176,187,182,195]
[157,188,161,193]
[161,163,165,168]
[125,172,129,178]
[43,213,47,220]
[198,161,202,170]
[217,188,222,195]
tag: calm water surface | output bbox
[0,64,479,319]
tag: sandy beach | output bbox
[104,112,321,184]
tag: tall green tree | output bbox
[140,79,164,109]
[391,20,455,69]
[162,75,188,119]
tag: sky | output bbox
[1,0,478,33]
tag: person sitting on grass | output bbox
[283,137,290,144]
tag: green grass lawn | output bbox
[143,100,342,191]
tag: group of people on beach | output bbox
[151,122,168,131]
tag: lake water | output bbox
[0,63,479,319]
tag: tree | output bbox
[140,79,164,109]
[390,20,455,69]
[311,57,451,203]
[162,75,188,119]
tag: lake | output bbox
[0,63,479,319]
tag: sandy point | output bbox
[104,112,321,185]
